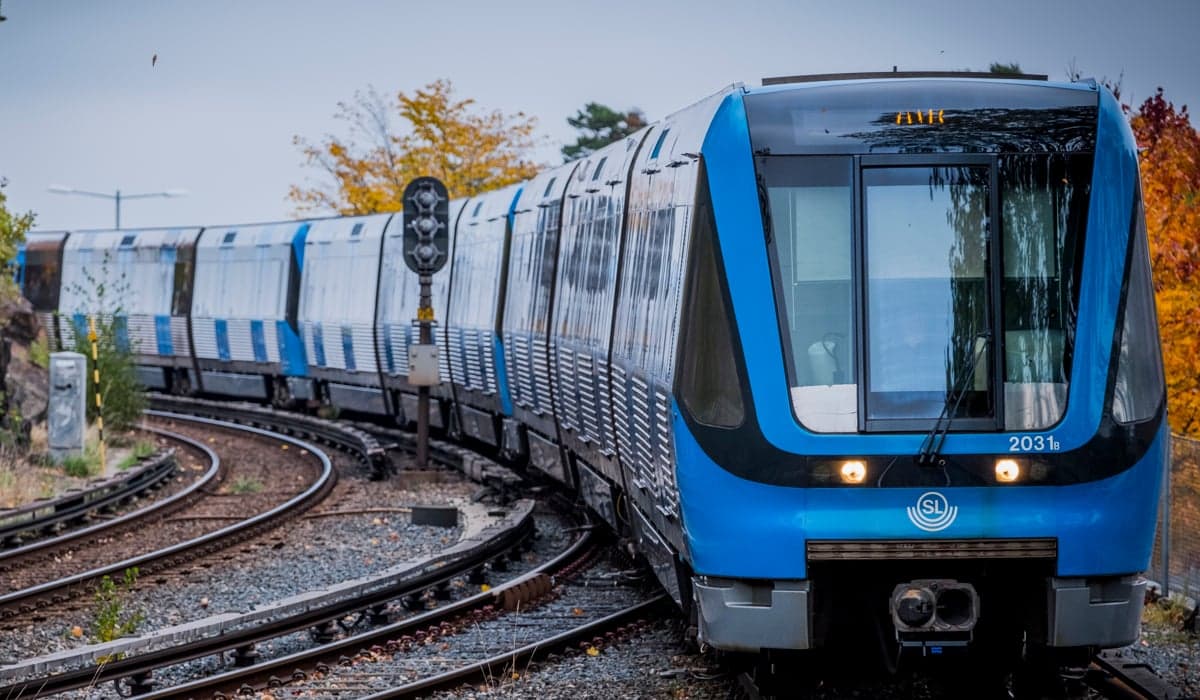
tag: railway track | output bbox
[125,516,663,699]
[0,429,203,582]
[0,411,335,621]
[0,444,177,550]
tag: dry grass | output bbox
[0,449,54,508]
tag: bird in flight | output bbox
[152,53,158,67]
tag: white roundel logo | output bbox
[906,491,958,532]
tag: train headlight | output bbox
[994,458,1021,483]
[838,460,867,484]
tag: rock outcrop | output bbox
[0,295,47,441]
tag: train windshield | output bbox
[760,153,1091,433]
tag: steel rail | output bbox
[0,428,204,572]
[361,595,669,700]
[0,504,536,697]
[0,412,335,620]
[136,520,599,699]
[0,447,176,548]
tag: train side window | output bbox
[678,169,744,428]
[1112,193,1165,424]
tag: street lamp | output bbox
[48,185,188,229]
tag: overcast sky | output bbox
[3,0,1197,231]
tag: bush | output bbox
[66,253,147,432]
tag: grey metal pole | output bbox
[416,272,432,468]
[115,189,121,229]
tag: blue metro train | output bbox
[20,73,1165,669]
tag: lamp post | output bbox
[48,185,188,229]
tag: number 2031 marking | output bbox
[1008,435,1060,452]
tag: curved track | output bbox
[0,446,176,550]
[0,412,335,620]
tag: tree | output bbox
[562,103,646,161]
[66,253,147,432]
[1130,89,1200,434]
[988,62,1024,75]
[0,178,35,300]
[289,79,541,215]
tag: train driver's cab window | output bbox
[761,156,857,432]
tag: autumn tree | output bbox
[562,103,646,161]
[289,79,541,215]
[0,178,35,300]
[1130,88,1200,435]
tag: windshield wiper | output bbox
[916,331,991,466]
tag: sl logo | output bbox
[906,491,958,532]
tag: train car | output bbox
[375,200,465,428]
[190,221,310,402]
[296,214,391,414]
[23,72,1165,679]
[501,163,578,480]
[444,185,521,447]
[17,231,69,350]
[550,131,649,528]
[56,228,202,393]
[668,74,1165,672]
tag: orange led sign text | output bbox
[895,109,945,125]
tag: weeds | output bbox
[91,568,144,646]
[117,440,156,470]
[29,335,49,369]
[61,452,98,478]
[228,476,264,494]
[1142,595,1197,645]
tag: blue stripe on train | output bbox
[382,322,395,374]
[312,322,326,367]
[250,320,267,363]
[215,319,231,362]
[341,325,356,371]
[155,315,174,355]
[113,316,129,353]
[276,320,308,377]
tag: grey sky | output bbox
[2,0,1196,231]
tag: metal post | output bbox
[416,273,432,468]
[115,189,121,229]
[87,317,106,471]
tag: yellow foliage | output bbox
[1131,89,1200,434]
[289,79,542,215]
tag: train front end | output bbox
[680,76,1166,664]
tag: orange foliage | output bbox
[1131,89,1200,434]
[289,79,542,215]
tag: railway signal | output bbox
[401,177,449,468]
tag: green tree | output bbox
[562,103,647,161]
[289,79,541,214]
[0,178,36,299]
[988,62,1024,75]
